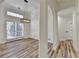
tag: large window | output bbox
[7,22,24,39]
[17,23,24,37]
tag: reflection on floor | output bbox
[0,38,53,58]
[0,38,78,58]
[53,40,78,58]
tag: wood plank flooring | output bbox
[0,38,53,58]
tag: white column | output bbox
[39,0,48,58]
[53,10,59,49]
[72,0,78,51]
[73,11,78,50]
[0,4,6,44]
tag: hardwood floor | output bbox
[0,38,53,58]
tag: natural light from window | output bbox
[7,22,24,39]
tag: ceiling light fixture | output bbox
[7,11,23,18]
[20,18,31,23]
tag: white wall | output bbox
[24,23,30,38]
[0,3,30,44]
[48,7,54,43]
[30,9,40,40]
[30,6,54,43]
[77,15,79,50]
[58,15,73,41]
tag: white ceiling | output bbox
[56,0,75,11]
[0,0,75,14]
[1,0,40,14]
[4,0,28,11]
[0,0,4,4]
[28,0,75,11]
[0,0,75,21]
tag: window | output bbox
[7,22,24,39]
[7,22,16,39]
[17,23,24,37]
